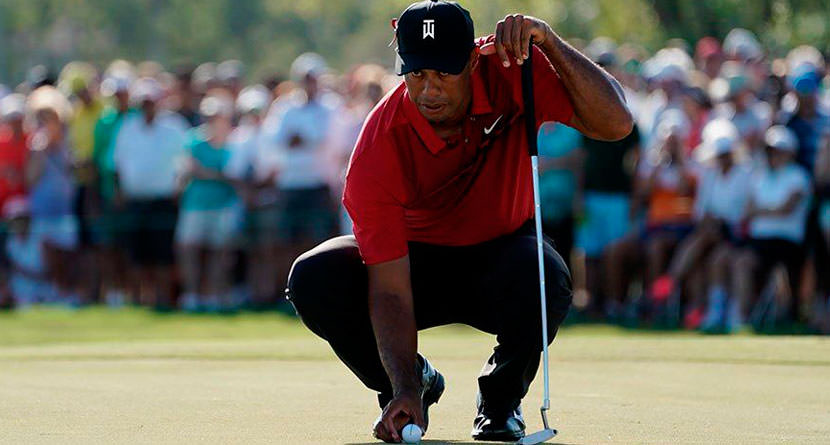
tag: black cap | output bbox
[395,0,475,76]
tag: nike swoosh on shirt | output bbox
[483,115,503,135]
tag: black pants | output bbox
[750,238,805,319]
[286,221,573,412]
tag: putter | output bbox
[517,47,558,445]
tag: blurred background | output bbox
[0,0,829,336]
[2,0,830,82]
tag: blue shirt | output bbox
[537,122,582,222]
[180,128,238,211]
[29,145,76,218]
[787,111,830,173]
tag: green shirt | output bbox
[180,128,238,211]
[93,107,134,201]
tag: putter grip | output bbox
[521,48,537,157]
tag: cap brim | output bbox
[396,49,471,76]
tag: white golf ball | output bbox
[401,423,423,444]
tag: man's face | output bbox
[404,52,475,126]
[35,110,63,144]
[797,92,817,112]
[716,152,732,170]
[765,147,791,169]
[115,91,129,111]
[141,100,156,121]
[5,116,23,134]
[302,74,318,100]
[77,88,93,106]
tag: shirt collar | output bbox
[402,66,493,155]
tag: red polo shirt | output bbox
[0,125,27,208]
[344,39,574,265]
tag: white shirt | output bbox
[113,111,188,199]
[262,92,336,190]
[695,163,753,227]
[225,123,261,180]
[749,164,811,243]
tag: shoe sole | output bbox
[472,430,525,442]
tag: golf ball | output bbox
[401,424,423,444]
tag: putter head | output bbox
[516,428,557,445]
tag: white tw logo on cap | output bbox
[423,19,435,39]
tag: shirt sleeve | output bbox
[531,45,574,125]
[342,154,409,266]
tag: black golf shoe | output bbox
[375,354,446,428]
[471,403,526,442]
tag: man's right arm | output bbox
[368,255,426,442]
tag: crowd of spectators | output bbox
[0,54,391,313]
[541,30,830,334]
[0,28,828,334]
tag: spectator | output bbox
[171,66,202,128]
[814,127,830,333]
[694,37,724,83]
[263,53,338,278]
[654,119,752,330]
[785,63,828,172]
[0,94,29,209]
[176,90,242,312]
[226,85,277,308]
[92,68,135,307]
[681,86,713,156]
[605,110,697,319]
[733,126,812,327]
[327,64,387,235]
[537,121,583,271]
[25,86,80,305]
[3,197,50,308]
[784,61,830,332]
[113,77,188,309]
[576,123,640,317]
[217,60,246,99]
[60,63,106,302]
[710,62,768,159]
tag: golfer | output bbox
[287,0,632,442]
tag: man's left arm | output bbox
[483,14,634,141]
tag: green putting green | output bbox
[1,308,828,444]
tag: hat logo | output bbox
[423,19,435,39]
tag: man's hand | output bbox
[367,256,421,442]
[479,14,551,68]
[373,391,426,443]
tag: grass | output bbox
[1,308,829,444]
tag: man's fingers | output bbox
[383,415,401,442]
[520,20,533,60]
[510,14,524,64]
[500,17,515,66]
[494,20,510,67]
[478,42,496,55]
[373,420,387,442]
